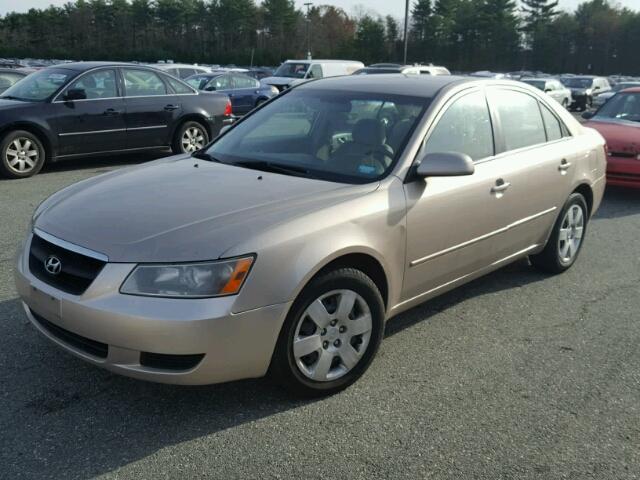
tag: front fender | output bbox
[227,177,408,315]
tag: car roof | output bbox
[621,87,640,93]
[284,59,362,64]
[45,62,142,72]
[298,74,472,97]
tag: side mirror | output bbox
[205,85,216,91]
[581,111,594,120]
[63,88,87,101]
[594,86,600,91]
[544,88,552,93]
[415,152,475,178]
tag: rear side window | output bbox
[540,103,563,141]
[424,90,494,161]
[123,69,167,96]
[166,76,193,94]
[233,75,259,88]
[178,68,195,79]
[490,89,546,151]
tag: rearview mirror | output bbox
[415,152,475,178]
[64,88,87,101]
[581,111,594,120]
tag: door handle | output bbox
[164,104,180,111]
[491,179,511,194]
[558,159,572,171]
[103,108,122,116]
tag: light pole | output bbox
[403,0,409,64]
[304,2,313,60]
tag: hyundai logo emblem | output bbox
[44,255,62,275]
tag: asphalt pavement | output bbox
[0,146,639,479]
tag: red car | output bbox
[584,87,640,188]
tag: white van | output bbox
[262,59,365,91]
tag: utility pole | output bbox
[304,2,313,60]
[403,0,409,64]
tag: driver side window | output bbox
[424,91,494,161]
[66,69,118,99]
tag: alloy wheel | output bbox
[293,289,373,382]
[558,204,584,265]
[181,126,206,153]
[5,137,39,174]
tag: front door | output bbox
[121,68,178,149]
[402,89,513,303]
[51,68,126,156]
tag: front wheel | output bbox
[270,268,385,397]
[530,193,588,274]
[0,130,46,179]
[172,121,209,154]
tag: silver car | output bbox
[15,75,606,396]
[521,78,572,109]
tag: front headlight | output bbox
[120,256,254,298]
[269,85,279,95]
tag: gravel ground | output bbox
[1,145,639,480]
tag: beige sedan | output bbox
[16,75,606,396]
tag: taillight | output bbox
[224,99,232,116]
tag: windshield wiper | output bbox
[231,160,315,178]
[191,151,225,163]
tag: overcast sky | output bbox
[1,0,637,16]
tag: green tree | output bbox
[354,15,386,64]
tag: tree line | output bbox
[0,0,638,75]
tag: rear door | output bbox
[121,67,178,148]
[51,68,126,156]
[485,87,576,252]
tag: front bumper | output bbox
[15,234,291,385]
[607,156,640,189]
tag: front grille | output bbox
[140,352,204,371]
[30,309,108,359]
[29,234,106,295]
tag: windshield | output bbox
[273,63,310,79]
[562,78,593,89]
[0,68,74,101]
[206,88,429,184]
[595,92,640,122]
[522,80,546,90]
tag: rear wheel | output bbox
[0,130,46,179]
[270,268,385,397]
[530,193,588,274]
[172,121,209,154]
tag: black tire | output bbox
[270,268,385,397]
[0,130,46,179]
[530,193,589,274]
[171,120,209,154]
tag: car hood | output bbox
[585,118,640,155]
[34,155,376,262]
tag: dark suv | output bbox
[0,62,233,178]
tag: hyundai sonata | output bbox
[16,75,606,396]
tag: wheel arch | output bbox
[0,122,53,162]
[300,251,390,311]
[172,114,212,140]
[573,182,594,216]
